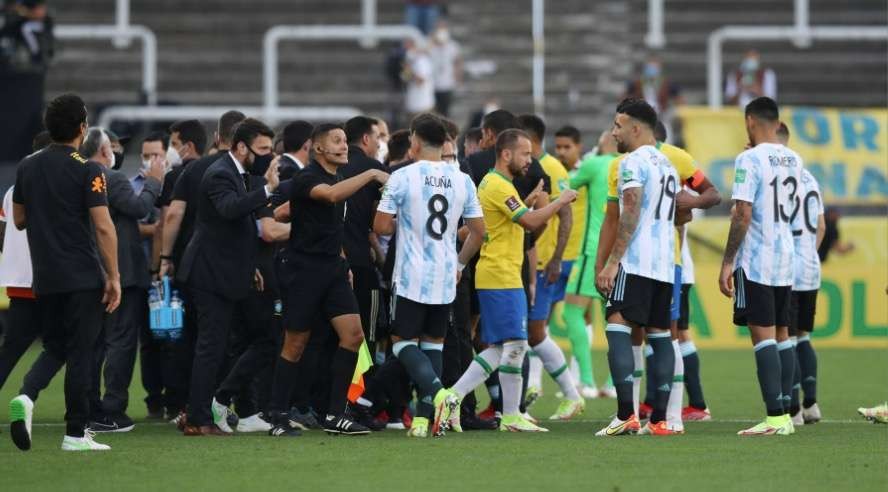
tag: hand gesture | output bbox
[559,188,578,204]
[524,179,545,207]
[147,154,166,181]
[264,157,280,192]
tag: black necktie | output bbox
[241,172,250,191]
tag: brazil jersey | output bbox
[571,152,616,263]
[476,170,529,290]
[534,152,569,269]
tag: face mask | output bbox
[741,57,759,73]
[434,29,450,44]
[109,150,117,169]
[376,140,389,163]
[141,158,152,174]
[166,145,182,168]
[112,151,124,170]
[643,63,660,79]
[249,149,274,176]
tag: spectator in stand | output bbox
[725,49,777,108]
[405,0,442,35]
[624,56,682,143]
[403,37,436,118]
[429,19,462,117]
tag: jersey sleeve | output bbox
[619,155,644,191]
[377,170,405,215]
[486,179,528,222]
[462,173,483,219]
[569,159,594,189]
[172,167,189,201]
[12,166,24,205]
[607,156,621,201]
[84,161,109,208]
[291,169,325,200]
[730,152,759,203]
[670,147,706,190]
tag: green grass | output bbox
[1,347,887,491]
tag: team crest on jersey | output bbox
[505,196,521,212]
[734,169,747,183]
[90,173,107,193]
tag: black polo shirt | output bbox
[340,148,387,268]
[170,153,222,265]
[288,161,346,259]
[13,144,108,295]
[156,158,194,209]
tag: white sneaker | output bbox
[791,410,805,426]
[802,403,821,424]
[598,386,618,399]
[62,430,111,451]
[236,413,272,433]
[9,394,34,451]
[211,398,234,433]
[579,385,600,399]
[386,421,407,430]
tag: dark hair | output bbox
[616,97,657,130]
[439,117,460,141]
[282,120,314,153]
[654,120,668,142]
[311,123,345,144]
[412,116,448,148]
[777,122,790,140]
[44,93,87,143]
[345,116,379,145]
[32,130,52,152]
[745,96,779,122]
[386,129,411,164]
[495,129,531,160]
[79,128,107,159]
[516,114,546,142]
[143,131,169,151]
[464,127,483,144]
[231,118,275,150]
[481,109,517,136]
[218,110,246,145]
[169,119,208,155]
[554,125,581,143]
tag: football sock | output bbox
[499,340,528,416]
[394,341,442,419]
[269,356,299,414]
[796,333,818,407]
[632,345,644,416]
[533,336,580,401]
[420,341,444,377]
[680,340,706,409]
[563,302,594,386]
[753,339,785,417]
[453,346,502,400]
[643,343,656,406]
[666,339,685,427]
[790,337,801,414]
[777,339,795,414]
[606,324,635,420]
[646,332,674,424]
[329,347,358,417]
[519,353,530,413]
[528,351,544,389]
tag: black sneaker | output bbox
[323,414,370,435]
[288,407,321,430]
[267,411,302,437]
[146,406,165,420]
[348,404,385,432]
[460,412,498,431]
[88,414,135,433]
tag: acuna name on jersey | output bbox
[424,175,453,188]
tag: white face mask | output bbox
[376,140,389,163]
[109,150,117,169]
[166,145,182,168]
[434,29,450,44]
[141,158,152,173]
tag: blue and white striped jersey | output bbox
[680,226,695,285]
[731,143,803,287]
[617,145,678,283]
[377,160,482,304]
[792,168,824,291]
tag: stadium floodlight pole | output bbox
[55,24,158,106]
[707,25,888,109]
[360,0,378,49]
[96,105,362,129]
[532,0,545,117]
[263,24,423,116]
[793,0,811,48]
[113,0,131,49]
[645,0,665,48]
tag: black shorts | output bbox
[605,265,673,329]
[790,290,818,336]
[282,255,359,332]
[390,295,450,340]
[678,284,692,330]
[732,268,791,328]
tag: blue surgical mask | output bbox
[741,57,760,73]
[643,63,660,79]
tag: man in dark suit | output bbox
[79,128,166,432]
[177,118,279,436]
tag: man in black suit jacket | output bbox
[80,128,165,433]
[177,118,280,436]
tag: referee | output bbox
[9,94,122,452]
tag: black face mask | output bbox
[112,151,125,170]
[249,148,274,176]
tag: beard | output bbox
[616,139,630,153]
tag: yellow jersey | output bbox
[476,170,529,290]
[564,180,587,261]
[534,152,570,269]
[607,142,704,265]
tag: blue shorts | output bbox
[528,260,573,321]
[671,265,682,322]
[478,288,528,344]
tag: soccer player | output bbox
[719,97,802,436]
[594,98,680,436]
[678,227,712,421]
[373,116,486,437]
[448,129,577,433]
[558,128,619,398]
[516,115,585,421]
[778,123,825,425]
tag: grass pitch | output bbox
[1,347,886,491]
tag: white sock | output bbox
[632,345,644,416]
[453,346,502,399]
[569,356,580,384]
[528,351,543,389]
[583,324,594,386]
[499,341,528,416]
[667,340,685,427]
[533,336,580,401]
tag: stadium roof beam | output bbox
[707,25,888,109]
[96,105,362,129]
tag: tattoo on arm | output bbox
[722,200,752,264]
[553,205,571,260]
[607,188,640,265]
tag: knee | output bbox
[500,340,528,367]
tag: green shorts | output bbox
[565,254,602,300]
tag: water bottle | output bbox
[170,290,182,309]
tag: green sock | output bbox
[563,302,594,386]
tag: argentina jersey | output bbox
[791,168,824,291]
[731,143,803,287]
[617,145,678,283]
[377,160,482,305]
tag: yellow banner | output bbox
[679,106,888,206]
